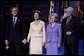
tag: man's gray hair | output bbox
[66,7,74,15]
[66,7,74,13]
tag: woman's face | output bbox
[34,13,39,20]
[51,15,56,23]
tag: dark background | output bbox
[0,1,83,55]
[0,1,50,55]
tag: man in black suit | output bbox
[62,7,81,55]
[5,7,27,55]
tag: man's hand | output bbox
[66,31,72,35]
[22,39,27,45]
[5,40,9,45]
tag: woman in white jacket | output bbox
[27,10,45,55]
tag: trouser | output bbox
[64,39,79,55]
[7,43,22,55]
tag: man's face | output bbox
[11,8,18,16]
[66,8,71,16]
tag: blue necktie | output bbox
[13,17,16,27]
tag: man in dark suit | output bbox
[62,7,81,55]
[5,7,27,55]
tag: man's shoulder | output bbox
[71,15,77,19]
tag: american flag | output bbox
[48,1,55,23]
[49,1,54,14]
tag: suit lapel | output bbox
[66,16,72,27]
[68,16,73,26]
[14,17,19,28]
[10,17,13,28]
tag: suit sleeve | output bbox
[61,19,66,44]
[76,17,81,36]
[72,17,81,36]
[22,19,27,39]
[27,23,32,42]
[5,19,9,40]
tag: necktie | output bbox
[13,17,16,27]
[66,17,71,27]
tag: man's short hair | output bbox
[11,7,19,12]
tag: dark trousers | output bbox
[7,43,29,55]
[64,37,79,55]
[21,43,29,55]
[7,43,22,55]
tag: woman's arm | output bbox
[42,22,46,46]
[43,22,46,42]
[58,24,62,46]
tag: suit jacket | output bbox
[5,16,27,45]
[62,16,81,43]
[46,23,62,43]
[27,20,45,42]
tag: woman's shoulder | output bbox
[56,23,61,26]
[30,21,34,25]
[47,23,51,28]
[40,20,45,24]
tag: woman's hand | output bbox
[45,43,47,48]
[58,43,61,48]
[27,39,29,43]
[42,42,46,46]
